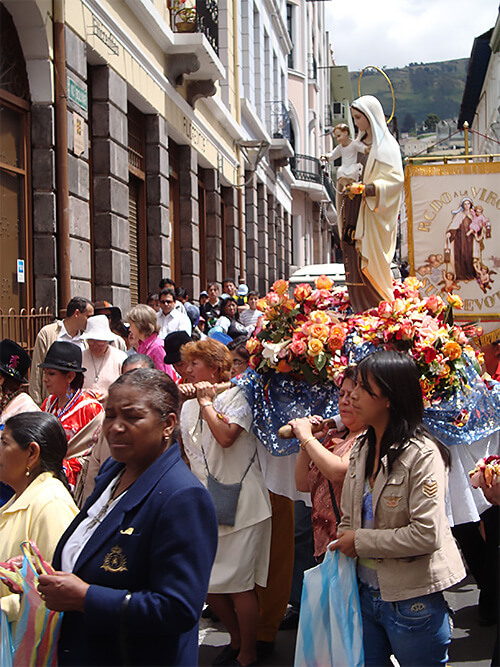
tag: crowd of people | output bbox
[0,271,499,667]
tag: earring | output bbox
[26,467,31,477]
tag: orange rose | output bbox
[293,283,312,302]
[307,339,324,356]
[277,359,293,373]
[309,323,329,342]
[246,337,263,354]
[443,341,462,361]
[315,274,334,290]
[439,363,451,378]
[272,279,289,295]
[327,325,346,351]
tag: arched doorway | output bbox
[0,3,31,311]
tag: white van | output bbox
[288,263,401,287]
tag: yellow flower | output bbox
[443,341,462,361]
[257,298,268,312]
[309,323,329,342]
[309,310,331,325]
[246,338,263,354]
[447,293,463,309]
[307,339,324,356]
[315,274,334,290]
[272,279,289,295]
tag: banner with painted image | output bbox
[405,161,500,321]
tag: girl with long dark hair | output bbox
[331,350,465,666]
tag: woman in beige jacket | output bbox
[331,350,465,666]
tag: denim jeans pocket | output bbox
[394,594,437,625]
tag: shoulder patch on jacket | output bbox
[422,478,438,498]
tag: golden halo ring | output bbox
[357,66,396,124]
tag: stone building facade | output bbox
[0,0,303,316]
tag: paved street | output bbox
[198,576,498,666]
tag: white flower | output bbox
[262,340,290,365]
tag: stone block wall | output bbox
[146,115,170,292]
[65,27,92,300]
[257,182,269,294]
[91,65,130,313]
[244,172,258,290]
[204,169,223,286]
[31,104,57,309]
[178,145,200,297]
[222,186,240,282]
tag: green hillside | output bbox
[350,59,468,131]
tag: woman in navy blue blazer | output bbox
[38,369,218,666]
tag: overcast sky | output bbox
[325,1,499,71]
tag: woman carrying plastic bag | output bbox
[294,547,364,667]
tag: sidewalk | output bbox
[198,576,498,666]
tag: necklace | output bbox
[87,470,127,529]
[47,389,82,419]
[90,348,108,382]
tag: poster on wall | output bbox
[405,161,500,322]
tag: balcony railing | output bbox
[290,153,322,183]
[170,0,219,55]
[267,101,291,142]
[291,154,337,205]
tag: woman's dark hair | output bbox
[227,336,250,361]
[70,371,84,391]
[109,369,180,440]
[357,350,450,473]
[4,412,70,489]
[221,297,239,319]
[0,370,23,394]
[340,365,357,386]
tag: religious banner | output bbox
[405,161,500,321]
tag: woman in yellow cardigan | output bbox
[0,412,78,620]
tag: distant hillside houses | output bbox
[400,120,465,157]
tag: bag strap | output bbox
[327,481,341,525]
[201,442,257,485]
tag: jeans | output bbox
[359,582,451,666]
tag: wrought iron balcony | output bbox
[170,0,219,55]
[290,154,322,183]
[291,154,336,206]
[267,102,292,141]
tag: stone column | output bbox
[284,210,292,277]
[31,104,57,310]
[276,203,285,278]
[313,203,322,264]
[267,193,277,286]
[222,186,240,282]
[65,27,92,299]
[145,115,170,292]
[204,169,223,285]
[257,183,269,294]
[178,145,200,297]
[245,172,259,290]
[91,65,130,312]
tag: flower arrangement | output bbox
[247,276,351,384]
[246,275,483,404]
